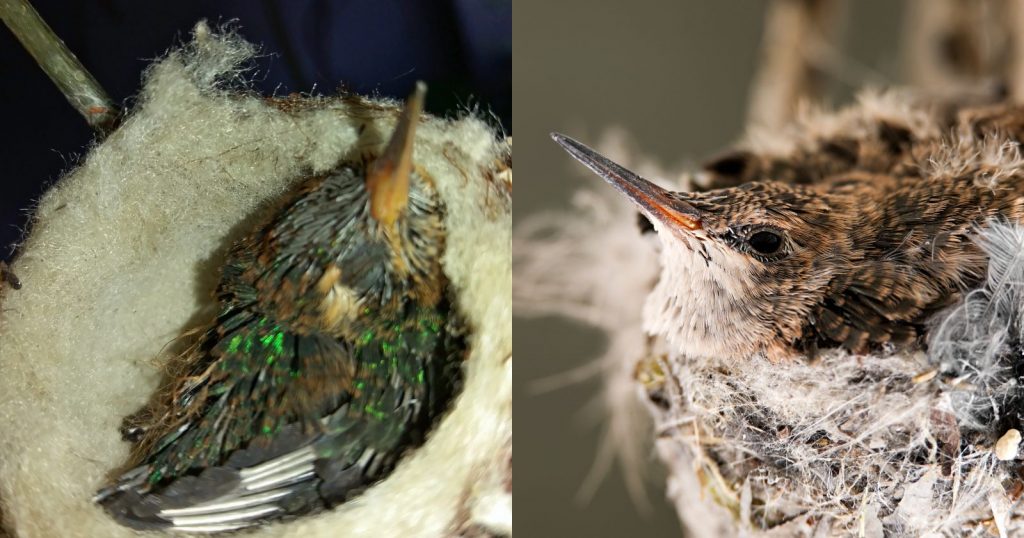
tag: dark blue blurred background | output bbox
[0,0,511,261]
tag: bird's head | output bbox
[251,83,448,334]
[552,134,856,360]
[359,81,447,310]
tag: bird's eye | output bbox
[748,230,783,255]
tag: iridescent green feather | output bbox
[140,303,461,490]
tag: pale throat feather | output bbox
[642,231,771,360]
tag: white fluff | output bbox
[513,131,670,506]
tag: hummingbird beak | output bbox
[367,81,426,226]
[550,133,703,231]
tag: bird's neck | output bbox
[643,237,771,360]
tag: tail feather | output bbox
[97,390,417,532]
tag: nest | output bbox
[516,92,1024,537]
[0,23,511,538]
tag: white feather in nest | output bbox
[515,94,1024,537]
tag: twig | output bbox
[902,0,1003,100]
[1003,0,1024,103]
[746,0,839,130]
[0,0,118,135]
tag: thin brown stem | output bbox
[1003,0,1024,103]
[0,0,118,134]
[903,0,1004,100]
[747,0,839,130]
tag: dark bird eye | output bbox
[748,230,783,255]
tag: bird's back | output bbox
[96,297,464,532]
[700,100,1024,354]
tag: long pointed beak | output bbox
[550,133,703,231]
[367,81,426,226]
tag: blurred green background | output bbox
[515,1,905,536]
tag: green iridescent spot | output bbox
[361,330,374,344]
[262,424,272,434]
[417,370,425,384]
[227,334,243,354]
[148,470,163,484]
[364,404,387,420]
[355,380,366,390]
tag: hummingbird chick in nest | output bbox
[552,131,1024,363]
[95,83,466,532]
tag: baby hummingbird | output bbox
[552,130,1024,362]
[95,83,466,532]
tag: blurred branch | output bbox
[746,0,839,130]
[1004,0,1024,103]
[0,0,118,135]
[903,0,1004,100]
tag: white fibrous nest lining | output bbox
[515,96,1024,537]
[648,222,1024,537]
